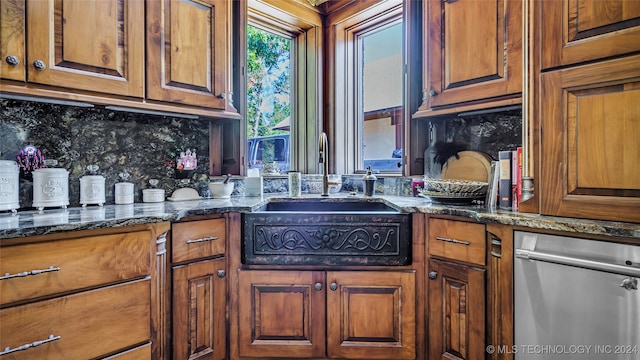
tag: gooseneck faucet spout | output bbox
[319,132,329,196]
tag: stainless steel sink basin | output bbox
[243,198,411,266]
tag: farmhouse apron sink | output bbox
[243,198,411,266]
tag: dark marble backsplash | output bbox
[1,99,211,208]
[442,109,522,161]
[1,99,522,210]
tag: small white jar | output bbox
[0,160,20,212]
[143,188,165,203]
[115,182,135,204]
[32,168,69,210]
[80,175,106,206]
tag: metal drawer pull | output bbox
[435,236,470,246]
[491,251,502,258]
[186,236,218,244]
[1,266,61,280]
[515,249,640,277]
[1,334,61,356]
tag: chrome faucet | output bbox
[319,132,330,196]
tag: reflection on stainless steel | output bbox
[515,232,640,360]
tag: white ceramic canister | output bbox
[115,182,134,204]
[142,188,165,203]
[0,160,20,212]
[80,175,106,206]
[32,168,69,210]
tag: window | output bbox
[245,1,322,175]
[329,1,404,175]
[359,21,403,172]
[246,25,292,173]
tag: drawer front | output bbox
[0,231,151,306]
[428,218,486,265]
[172,218,226,263]
[0,279,150,360]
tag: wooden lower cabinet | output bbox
[171,216,229,360]
[238,269,416,359]
[0,222,169,360]
[427,258,485,360]
[172,257,227,360]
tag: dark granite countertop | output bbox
[1,194,639,240]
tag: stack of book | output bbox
[495,147,522,210]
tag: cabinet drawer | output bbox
[0,231,151,306]
[428,218,486,266]
[172,218,226,263]
[0,279,150,359]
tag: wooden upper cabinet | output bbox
[540,0,640,69]
[146,0,231,111]
[25,0,144,97]
[424,0,522,108]
[540,55,640,223]
[0,0,25,81]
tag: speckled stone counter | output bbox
[1,194,639,240]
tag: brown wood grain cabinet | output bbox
[539,0,640,69]
[25,0,145,97]
[531,0,640,223]
[0,223,169,359]
[146,0,234,111]
[171,216,228,360]
[0,0,25,81]
[418,0,522,112]
[426,217,513,360]
[237,269,416,359]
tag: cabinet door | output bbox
[26,0,144,97]
[426,0,521,107]
[428,259,485,360]
[540,0,640,69]
[0,0,25,81]
[238,270,326,358]
[540,55,640,223]
[146,0,229,110]
[173,258,226,360]
[326,271,416,360]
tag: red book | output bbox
[511,150,518,210]
[516,146,523,206]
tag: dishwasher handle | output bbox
[515,248,640,277]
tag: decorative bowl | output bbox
[208,182,234,199]
[423,178,488,196]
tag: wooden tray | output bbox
[441,151,492,182]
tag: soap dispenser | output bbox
[362,166,377,197]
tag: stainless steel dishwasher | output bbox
[514,231,640,360]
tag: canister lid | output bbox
[32,167,69,174]
[0,160,18,170]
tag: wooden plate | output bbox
[441,151,492,182]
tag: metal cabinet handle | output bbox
[314,282,322,291]
[186,236,218,244]
[1,266,60,280]
[216,92,226,99]
[0,334,61,356]
[217,270,226,278]
[33,60,46,70]
[428,89,437,97]
[330,282,338,291]
[428,271,438,280]
[435,236,470,246]
[5,55,20,66]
